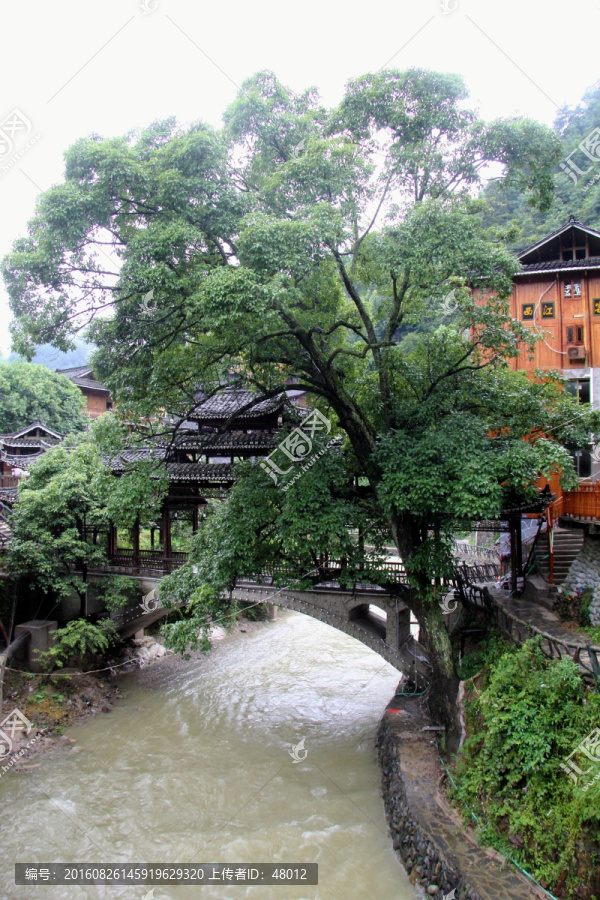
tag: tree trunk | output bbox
[389,516,461,752]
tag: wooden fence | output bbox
[456,578,600,686]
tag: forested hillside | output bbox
[482,82,600,250]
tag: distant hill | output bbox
[5,337,93,371]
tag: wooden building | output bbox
[510,217,600,404]
[106,388,289,570]
[0,421,63,491]
[56,365,112,418]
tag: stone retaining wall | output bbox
[377,715,481,900]
[559,535,600,626]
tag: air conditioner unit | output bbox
[567,344,586,360]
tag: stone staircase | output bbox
[534,526,585,585]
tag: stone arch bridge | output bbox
[91,565,434,689]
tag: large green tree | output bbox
[3,68,594,742]
[0,361,88,434]
[9,422,168,617]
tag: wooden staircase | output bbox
[534,527,585,585]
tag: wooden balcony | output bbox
[562,482,600,522]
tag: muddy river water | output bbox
[0,610,417,900]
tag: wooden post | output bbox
[108,523,117,559]
[133,518,140,571]
[192,507,199,535]
[162,506,171,570]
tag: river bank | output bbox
[1,608,415,900]
[0,618,267,774]
[378,691,547,900]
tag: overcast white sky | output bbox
[1,0,599,357]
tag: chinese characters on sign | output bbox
[521,304,534,320]
[541,302,555,319]
[593,298,600,316]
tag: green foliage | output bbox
[8,423,167,610]
[557,585,595,627]
[38,618,119,669]
[99,576,139,612]
[2,67,584,710]
[0,361,88,434]
[453,638,600,896]
[455,630,512,681]
[8,441,108,607]
[482,80,600,247]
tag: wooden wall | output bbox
[510,273,600,372]
[84,389,111,418]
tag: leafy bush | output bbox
[452,637,600,896]
[38,618,119,669]
[99,576,140,612]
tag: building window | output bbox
[566,379,590,404]
[564,281,582,298]
[566,325,584,344]
[572,449,592,478]
[106,401,113,410]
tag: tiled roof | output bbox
[56,365,94,377]
[0,438,58,450]
[191,389,286,421]
[517,217,600,260]
[0,421,64,441]
[57,366,109,393]
[518,257,600,275]
[158,432,277,452]
[0,452,44,469]
[165,462,234,482]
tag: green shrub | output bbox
[452,637,600,897]
[38,618,119,670]
[99,576,140,612]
